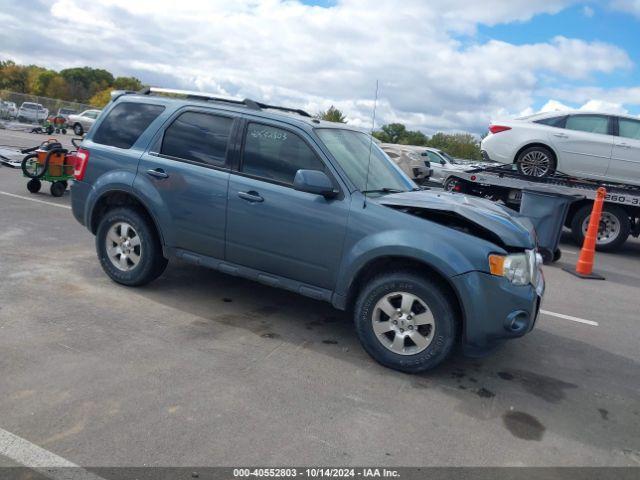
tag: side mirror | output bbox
[293,169,337,198]
[440,159,446,165]
[423,160,431,168]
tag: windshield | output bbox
[22,103,37,110]
[316,128,414,193]
[439,150,460,164]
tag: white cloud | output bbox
[540,100,572,112]
[582,5,595,17]
[611,0,640,17]
[0,0,635,133]
[579,99,628,114]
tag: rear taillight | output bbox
[489,125,511,134]
[73,148,89,180]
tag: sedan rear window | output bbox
[93,102,164,149]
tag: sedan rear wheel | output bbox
[516,146,556,178]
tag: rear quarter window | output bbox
[93,102,165,149]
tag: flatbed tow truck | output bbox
[443,165,640,252]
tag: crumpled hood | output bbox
[378,190,535,249]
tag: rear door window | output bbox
[565,115,610,135]
[618,118,640,141]
[241,123,326,184]
[93,102,165,149]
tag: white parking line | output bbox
[540,309,599,327]
[0,427,106,480]
[561,249,578,255]
[0,191,71,210]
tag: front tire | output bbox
[96,207,168,286]
[354,271,458,373]
[516,146,556,178]
[27,178,41,193]
[570,204,630,252]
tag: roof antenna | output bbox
[363,79,379,209]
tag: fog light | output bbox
[504,310,529,333]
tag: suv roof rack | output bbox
[139,87,311,118]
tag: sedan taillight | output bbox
[489,125,512,134]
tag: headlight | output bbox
[489,252,533,286]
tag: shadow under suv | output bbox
[70,87,544,372]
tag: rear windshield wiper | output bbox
[360,188,405,195]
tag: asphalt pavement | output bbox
[0,129,639,468]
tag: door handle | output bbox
[146,168,169,179]
[237,191,264,203]
[553,133,569,138]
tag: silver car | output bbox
[402,146,491,184]
[380,143,431,183]
[68,109,102,136]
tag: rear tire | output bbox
[50,181,66,197]
[516,146,556,178]
[354,271,458,373]
[96,207,168,286]
[570,204,630,252]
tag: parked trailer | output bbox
[443,165,640,252]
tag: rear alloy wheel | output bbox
[570,204,630,252]
[516,146,556,178]
[96,207,168,286]
[354,271,458,373]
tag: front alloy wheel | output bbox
[354,271,458,373]
[372,292,435,355]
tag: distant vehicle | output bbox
[70,87,543,373]
[409,146,493,184]
[5,101,18,118]
[57,107,77,120]
[0,100,18,119]
[68,109,102,136]
[17,102,48,124]
[380,144,431,183]
[482,110,640,187]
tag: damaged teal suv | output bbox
[70,87,544,373]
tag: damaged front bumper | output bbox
[451,265,544,355]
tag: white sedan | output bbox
[481,110,640,186]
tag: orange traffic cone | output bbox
[563,187,606,280]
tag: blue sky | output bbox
[1,0,639,133]
[479,2,639,114]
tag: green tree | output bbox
[373,123,407,143]
[113,76,143,91]
[316,105,346,123]
[426,132,481,160]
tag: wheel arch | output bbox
[344,255,466,340]
[89,189,165,246]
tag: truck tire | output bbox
[570,204,630,252]
[354,271,458,373]
[515,146,556,178]
[96,207,168,286]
